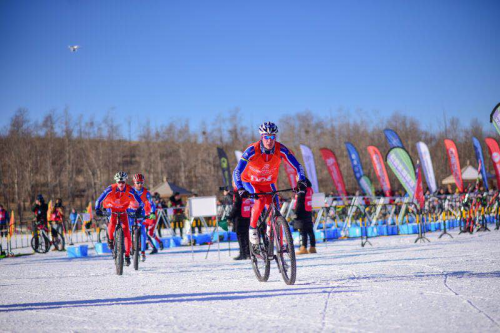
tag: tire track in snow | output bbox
[408,262,500,329]
[442,272,500,328]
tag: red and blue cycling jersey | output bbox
[95,184,144,212]
[233,140,306,189]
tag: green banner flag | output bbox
[385,147,416,196]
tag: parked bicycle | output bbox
[248,188,297,285]
[31,220,65,253]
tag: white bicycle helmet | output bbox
[259,121,279,135]
[114,171,128,182]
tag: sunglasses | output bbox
[135,182,144,185]
[117,181,126,184]
[263,135,276,140]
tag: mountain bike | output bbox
[248,188,297,285]
[129,213,147,271]
[102,211,135,275]
[31,220,65,253]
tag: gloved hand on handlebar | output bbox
[149,213,156,220]
[238,188,249,198]
[96,208,104,217]
[135,210,143,218]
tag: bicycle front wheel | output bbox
[133,228,140,271]
[114,227,124,275]
[250,224,270,282]
[31,233,50,253]
[275,216,296,285]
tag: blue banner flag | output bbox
[345,142,364,182]
[472,137,489,190]
[384,129,405,149]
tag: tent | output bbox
[150,180,193,198]
[442,165,494,185]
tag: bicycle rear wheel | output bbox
[250,224,270,282]
[275,216,296,285]
[133,228,140,271]
[114,227,124,275]
[53,231,66,251]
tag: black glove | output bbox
[96,208,104,217]
[238,188,249,198]
[135,210,143,218]
[297,180,308,192]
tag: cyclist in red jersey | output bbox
[95,171,143,266]
[129,173,163,261]
[233,122,308,247]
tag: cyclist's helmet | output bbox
[133,173,145,183]
[259,121,278,135]
[36,194,44,201]
[114,171,128,182]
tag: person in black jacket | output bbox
[293,178,316,255]
[228,189,250,260]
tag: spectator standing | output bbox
[228,189,251,260]
[293,178,316,255]
[0,204,9,238]
[169,192,185,238]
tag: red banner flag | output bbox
[485,137,500,186]
[444,139,464,193]
[367,146,392,197]
[319,148,347,198]
[282,160,297,189]
[414,162,425,210]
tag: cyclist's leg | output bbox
[146,219,161,243]
[140,221,148,252]
[108,213,118,241]
[121,214,132,257]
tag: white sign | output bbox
[311,192,325,209]
[188,196,217,218]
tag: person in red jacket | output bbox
[293,177,316,254]
[95,172,143,266]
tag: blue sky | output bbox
[0,0,499,134]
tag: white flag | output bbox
[299,144,319,193]
[416,142,437,193]
[235,150,243,161]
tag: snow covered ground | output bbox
[1,230,500,332]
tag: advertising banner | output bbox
[367,146,392,196]
[217,147,231,188]
[472,137,489,190]
[384,128,405,149]
[490,102,500,136]
[299,144,320,193]
[386,147,416,196]
[319,148,347,198]
[485,137,500,186]
[416,141,437,193]
[444,139,464,193]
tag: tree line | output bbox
[0,107,491,221]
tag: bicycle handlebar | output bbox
[247,188,296,198]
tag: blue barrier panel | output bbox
[67,245,88,258]
[366,226,378,237]
[95,242,112,254]
[399,224,409,234]
[324,228,339,240]
[387,225,399,235]
[212,231,228,242]
[292,231,300,244]
[228,232,238,241]
[377,225,388,236]
[348,227,361,238]
[314,230,324,243]
[171,236,182,247]
[196,234,212,245]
